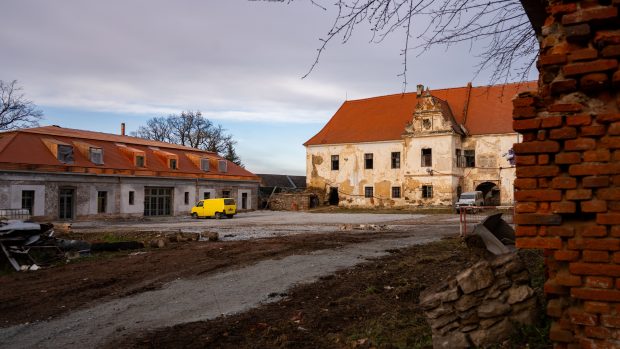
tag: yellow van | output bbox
[191,198,236,219]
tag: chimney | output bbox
[416,84,424,97]
[121,123,126,136]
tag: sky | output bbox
[0,0,536,175]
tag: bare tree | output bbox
[260,0,538,88]
[134,111,243,165]
[0,80,43,130]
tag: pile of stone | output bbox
[420,252,537,348]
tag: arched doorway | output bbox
[475,182,500,206]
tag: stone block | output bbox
[478,301,511,318]
[470,318,513,348]
[432,332,470,349]
[506,285,535,305]
[456,262,495,294]
[455,294,479,312]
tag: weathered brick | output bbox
[581,125,607,136]
[517,236,562,248]
[515,202,537,213]
[609,122,620,135]
[597,213,620,225]
[581,225,608,237]
[513,96,535,107]
[584,301,611,314]
[513,106,537,119]
[570,48,599,61]
[568,239,620,251]
[569,309,598,325]
[548,103,584,112]
[581,73,609,90]
[583,176,610,188]
[563,59,618,77]
[566,189,593,200]
[583,250,610,263]
[596,113,620,123]
[549,3,577,15]
[570,163,620,176]
[515,225,538,237]
[601,314,620,328]
[614,251,620,263]
[601,136,620,149]
[540,53,568,66]
[611,226,620,238]
[603,45,620,57]
[583,149,611,162]
[538,154,550,165]
[538,178,549,188]
[514,178,538,189]
[566,114,592,126]
[516,155,536,166]
[555,250,580,261]
[514,214,562,226]
[513,118,542,131]
[586,276,613,289]
[551,201,576,213]
[570,263,620,277]
[598,188,620,200]
[584,326,611,339]
[557,271,582,286]
[515,189,562,201]
[549,226,575,237]
[582,200,608,212]
[562,6,619,25]
[565,138,597,151]
[551,177,577,189]
[550,127,578,140]
[570,288,620,300]
[556,152,582,164]
[545,280,569,295]
[514,141,560,154]
[516,166,561,178]
[565,23,591,39]
[550,79,577,94]
[550,323,574,342]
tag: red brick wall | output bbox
[514,1,620,347]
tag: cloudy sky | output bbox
[0,0,536,175]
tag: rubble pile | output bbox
[420,253,538,348]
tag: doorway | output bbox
[475,182,500,206]
[144,187,172,216]
[328,187,339,205]
[59,188,75,220]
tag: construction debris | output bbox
[471,213,515,255]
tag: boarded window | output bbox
[364,153,373,169]
[464,150,475,167]
[201,158,210,171]
[57,145,74,164]
[331,155,339,170]
[129,191,135,205]
[218,160,228,173]
[421,149,432,167]
[391,152,400,169]
[242,192,248,209]
[422,185,433,198]
[90,147,103,165]
[391,187,401,198]
[97,191,107,213]
[21,190,35,214]
[203,192,211,199]
[364,186,373,198]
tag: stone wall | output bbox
[420,253,537,348]
[514,1,620,347]
[268,193,316,211]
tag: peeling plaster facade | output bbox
[306,88,520,208]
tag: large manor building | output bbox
[0,126,259,220]
[304,82,536,208]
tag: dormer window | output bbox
[170,158,177,170]
[57,145,74,164]
[201,158,210,171]
[135,155,145,167]
[218,160,227,173]
[90,147,103,165]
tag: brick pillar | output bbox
[514,1,620,347]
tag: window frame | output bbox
[57,145,74,164]
[135,155,145,167]
[129,191,135,205]
[364,186,374,198]
[421,185,433,199]
[364,153,373,169]
[391,186,401,198]
[169,158,178,170]
[331,155,339,171]
[218,160,228,173]
[97,191,107,213]
[421,148,432,167]
[391,152,400,169]
[21,190,35,215]
[464,149,475,168]
[200,158,210,171]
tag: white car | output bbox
[455,191,485,213]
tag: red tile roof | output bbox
[304,81,537,146]
[0,126,259,181]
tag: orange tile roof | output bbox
[0,126,259,181]
[304,81,537,146]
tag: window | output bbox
[129,191,135,205]
[422,185,433,198]
[364,153,373,169]
[422,118,432,130]
[331,155,339,171]
[97,191,107,213]
[391,152,400,169]
[201,158,210,171]
[242,192,248,209]
[391,187,401,198]
[464,150,476,167]
[222,190,231,198]
[203,192,211,199]
[57,145,74,164]
[184,192,189,205]
[21,190,35,215]
[421,148,432,167]
[144,187,172,216]
[169,158,177,170]
[456,149,465,168]
[364,186,374,198]
[196,201,204,207]
[135,155,145,167]
[218,160,228,173]
[90,147,103,165]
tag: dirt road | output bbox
[0,212,460,348]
